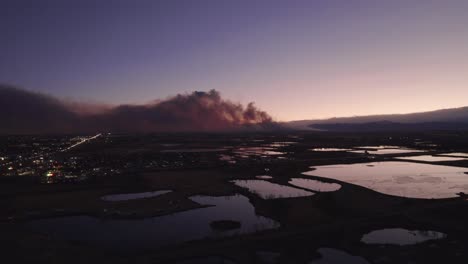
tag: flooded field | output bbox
[25,194,279,250]
[397,155,467,162]
[355,145,401,150]
[439,152,468,158]
[310,148,352,152]
[256,175,273,179]
[289,178,341,192]
[303,161,468,198]
[265,141,297,148]
[232,180,314,199]
[349,148,426,155]
[233,147,284,157]
[361,228,446,245]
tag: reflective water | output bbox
[303,161,468,198]
[219,154,237,164]
[289,178,341,192]
[349,148,426,155]
[356,145,400,150]
[310,148,352,152]
[234,147,284,157]
[266,141,297,148]
[440,152,468,158]
[232,180,314,199]
[101,190,172,202]
[397,155,467,162]
[361,228,446,245]
[26,194,279,250]
[256,175,273,179]
[309,248,370,264]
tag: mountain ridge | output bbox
[285,106,468,131]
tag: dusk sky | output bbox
[2,0,468,121]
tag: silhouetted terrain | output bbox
[309,121,468,132]
[3,131,468,263]
[285,107,468,131]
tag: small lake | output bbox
[101,190,172,202]
[289,178,341,192]
[219,154,237,164]
[397,155,467,162]
[234,147,284,157]
[266,141,297,148]
[26,194,279,250]
[349,148,426,155]
[309,248,370,264]
[303,161,468,199]
[256,175,273,179]
[310,148,352,152]
[232,180,314,199]
[361,228,446,245]
[356,145,401,150]
[439,152,468,158]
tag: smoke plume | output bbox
[0,85,277,134]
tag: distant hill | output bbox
[285,107,468,131]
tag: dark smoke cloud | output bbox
[0,85,277,134]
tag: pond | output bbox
[256,175,273,179]
[25,194,279,250]
[355,145,401,150]
[266,141,297,148]
[349,148,426,155]
[232,180,314,199]
[439,152,468,158]
[397,155,467,162]
[234,147,284,157]
[289,178,341,192]
[361,228,446,245]
[310,148,352,152]
[303,161,468,198]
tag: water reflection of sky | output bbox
[289,178,341,192]
[26,194,279,250]
[439,152,468,158]
[397,155,467,162]
[310,148,352,152]
[232,180,314,199]
[303,161,468,199]
[349,148,426,155]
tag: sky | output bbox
[1,0,468,121]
